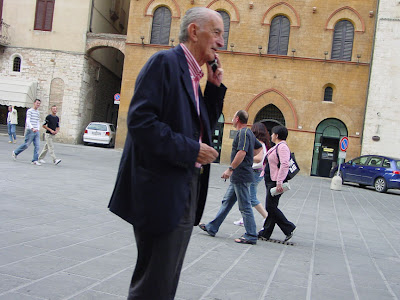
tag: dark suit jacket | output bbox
[108,45,226,234]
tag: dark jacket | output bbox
[108,45,226,234]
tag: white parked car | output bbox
[83,122,116,147]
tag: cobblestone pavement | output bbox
[0,137,399,300]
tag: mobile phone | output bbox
[208,59,218,73]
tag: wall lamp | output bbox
[258,45,262,56]
[140,36,144,45]
[324,51,328,60]
[230,43,235,52]
[170,38,175,47]
[357,54,361,64]
[291,48,296,59]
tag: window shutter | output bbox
[150,7,171,45]
[331,20,354,61]
[34,0,55,31]
[44,1,54,31]
[268,16,290,55]
[278,16,290,55]
[34,0,46,30]
[217,11,230,50]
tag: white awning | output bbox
[0,78,38,108]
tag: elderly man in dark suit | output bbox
[108,7,227,300]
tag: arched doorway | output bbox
[254,104,285,134]
[212,114,224,163]
[311,118,348,177]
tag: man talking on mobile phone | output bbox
[108,7,227,300]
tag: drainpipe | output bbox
[89,0,95,33]
[360,0,380,155]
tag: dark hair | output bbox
[236,110,248,124]
[271,125,288,140]
[34,99,41,103]
[251,122,271,149]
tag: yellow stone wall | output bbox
[117,0,377,175]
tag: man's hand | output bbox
[221,168,233,180]
[196,143,218,165]
[206,54,223,87]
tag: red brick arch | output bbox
[261,2,300,27]
[144,0,181,18]
[325,6,365,32]
[246,88,298,128]
[207,0,240,23]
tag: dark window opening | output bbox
[324,87,333,101]
[34,0,55,31]
[13,57,21,72]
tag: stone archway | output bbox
[86,33,126,55]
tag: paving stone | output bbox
[1,138,400,299]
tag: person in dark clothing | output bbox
[38,105,61,165]
[108,7,227,300]
[259,125,296,242]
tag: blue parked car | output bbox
[331,155,400,193]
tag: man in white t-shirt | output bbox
[12,99,42,165]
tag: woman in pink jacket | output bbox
[258,125,296,242]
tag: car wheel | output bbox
[374,177,387,193]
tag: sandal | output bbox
[234,236,256,245]
[198,223,215,237]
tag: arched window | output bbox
[324,87,333,101]
[13,56,21,72]
[267,15,290,55]
[217,10,230,50]
[331,20,354,61]
[255,104,286,125]
[150,6,172,45]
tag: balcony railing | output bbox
[0,19,10,46]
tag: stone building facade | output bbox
[0,0,129,144]
[117,0,378,176]
[362,0,400,157]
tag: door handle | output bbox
[375,168,380,170]
[359,167,363,169]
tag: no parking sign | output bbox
[339,137,349,159]
[339,136,349,152]
[114,93,120,105]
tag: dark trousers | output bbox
[128,172,200,300]
[261,180,295,239]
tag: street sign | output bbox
[338,151,347,159]
[114,93,120,105]
[339,136,349,152]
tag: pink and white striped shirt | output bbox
[180,43,204,168]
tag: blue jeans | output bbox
[14,129,40,162]
[7,123,16,142]
[205,182,257,242]
[250,170,263,207]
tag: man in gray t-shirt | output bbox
[199,110,262,244]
